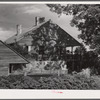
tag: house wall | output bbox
[0,65,9,76]
[18,36,33,46]
[0,41,28,64]
[0,63,27,76]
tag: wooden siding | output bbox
[0,41,29,64]
[18,35,33,46]
[0,67,8,76]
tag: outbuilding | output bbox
[0,40,29,76]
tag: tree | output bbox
[74,44,98,74]
[74,43,86,55]
[44,61,67,76]
[10,43,28,57]
[31,21,68,61]
[47,4,100,54]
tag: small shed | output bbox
[0,40,29,76]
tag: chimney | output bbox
[16,24,22,35]
[35,16,45,26]
[35,17,40,26]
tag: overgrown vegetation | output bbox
[47,4,100,54]
[0,74,100,89]
[10,42,100,74]
[8,4,100,75]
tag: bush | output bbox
[0,74,99,89]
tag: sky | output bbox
[0,4,82,43]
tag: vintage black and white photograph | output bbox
[0,3,100,90]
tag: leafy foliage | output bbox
[10,43,28,57]
[47,4,100,54]
[31,21,67,61]
[0,75,99,89]
[74,46,99,73]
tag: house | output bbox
[0,40,29,76]
[5,17,81,56]
[5,17,81,51]
[5,17,82,74]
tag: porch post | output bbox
[11,65,13,73]
[71,46,73,54]
[71,46,74,71]
[8,64,13,75]
[8,64,10,76]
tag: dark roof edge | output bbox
[0,40,29,64]
[58,25,82,46]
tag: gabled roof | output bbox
[5,21,49,44]
[0,40,29,64]
[57,26,81,47]
[5,20,81,47]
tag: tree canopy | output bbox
[47,4,100,54]
[31,21,68,61]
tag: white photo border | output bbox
[0,1,100,99]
